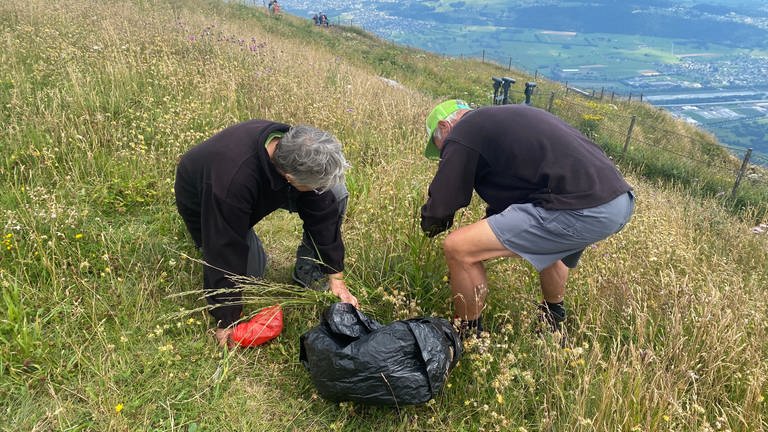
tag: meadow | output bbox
[1,0,767,431]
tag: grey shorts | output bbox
[487,191,635,271]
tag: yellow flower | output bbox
[75,233,84,239]
[115,403,124,414]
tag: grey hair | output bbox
[272,124,349,193]
[432,110,463,143]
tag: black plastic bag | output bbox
[299,303,462,405]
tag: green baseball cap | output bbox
[424,99,471,159]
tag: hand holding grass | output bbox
[328,272,359,308]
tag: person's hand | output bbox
[421,215,454,238]
[328,273,359,308]
[213,327,235,349]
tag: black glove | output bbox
[421,215,454,238]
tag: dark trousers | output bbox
[245,182,348,278]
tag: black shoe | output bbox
[456,316,483,340]
[536,302,567,347]
[292,260,327,291]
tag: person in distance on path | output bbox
[175,121,358,347]
[420,100,634,342]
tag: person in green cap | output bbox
[420,100,634,343]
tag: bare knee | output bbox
[443,231,466,263]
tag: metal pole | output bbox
[731,148,753,200]
[623,116,636,157]
[482,49,485,63]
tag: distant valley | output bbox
[277,0,768,156]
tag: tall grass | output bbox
[1,0,767,430]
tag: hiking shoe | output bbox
[536,302,567,347]
[292,260,327,291]
[456,316,484,340]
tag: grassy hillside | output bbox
[1,0,767,431]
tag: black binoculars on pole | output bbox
[492,77,503,105]
[491,77,516,105]
[524,82,537,105]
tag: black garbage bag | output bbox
[299,302,462,406]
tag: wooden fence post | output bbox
[547,92,555,113]
[623,115,637,157]
[731,148,753,200]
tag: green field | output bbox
[392,26,727,89]
[2,0,768,430]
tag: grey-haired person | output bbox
[420,100,634,342]
[175,120,358,347]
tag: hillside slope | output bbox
[1,0,767,430]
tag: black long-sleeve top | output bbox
[175,120,345,326]
[421,104,632,234]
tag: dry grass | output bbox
[1,0,767,430]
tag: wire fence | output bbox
[486,85,768,211]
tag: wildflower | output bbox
[74,233,83,239]
[115,403,124,414]
[2,234,13,251]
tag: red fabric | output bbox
[231,305,283,347]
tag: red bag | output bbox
[231,305,283,347]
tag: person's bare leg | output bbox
[539,260,568,303]
[538,261,569,343]
[442,220,516,320]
